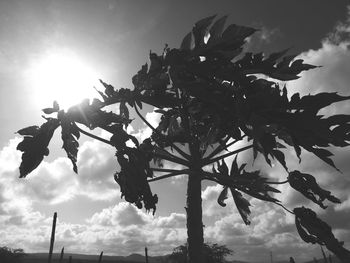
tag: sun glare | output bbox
[27,51,101,110]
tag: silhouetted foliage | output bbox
[169,243,232,263]
[0,246,26,263]
[16,15,350,262]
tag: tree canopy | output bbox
[16,15,350,262]
[0,246,26,263]
[169,243,233,263]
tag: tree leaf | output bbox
[42,100,60,114]
[61,117,79,173]
[16,126,39,136]
[115,148,158,214]
[217,186,228,207]
[192,15,217,48]
[16,119,59,177]
[42,108,57,114]
[291,92,350,113]
[289,170,341,209]
[218,159,229,174]
[294,207,338,245]
[99,79,115,97]
[229,155,239,177]
[180,32,194,51]
[272,149,288,171]
[120,101,129,120]
[208,15,227,43]
[222,24,257,43]
[230,188,251,225]
[309,147,339,172]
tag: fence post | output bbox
[69,255,72,263]
[145,247,149,263]
[59,247,64,263]
[98,251,103,263]
[48,212,57,263]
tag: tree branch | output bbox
[202,144,253,166]
[204,137,231,159]
[202,173,221,184]
[170,143,191,161]
[201,171,236,185]
[151,168,183,173]
[148,169,190,182]
[152,151,189,167]
[75,125,113,146]
[133,102,191,161]
[265,179,289,185]
[274,202,294,215]
[205,135,247,160]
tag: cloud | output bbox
[130,110,162,142]
[66,203,187,256]
[155,213,186,228]
[88,202,151,227]
[0,135,119,204]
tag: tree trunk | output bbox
[186,168,204,263]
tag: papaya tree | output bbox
[16,16,350,262]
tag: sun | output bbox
[27,50,101,110]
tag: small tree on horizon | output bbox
[16,16,350,262]
[169,242,233,263]
[0,246,26,263]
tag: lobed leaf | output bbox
[180,32,193,51]
[192,15,217,48]
[208,15,227,43]
[230,188,251,225]
[115,148,158,214]
[217,186,229,207]
[60,115,80,173]
[16,118,59,178]
[294,207,343,248]
[289,170,341,209]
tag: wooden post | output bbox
[145,247,149,263]
[59,247,64,263]
[270,251,273,263]
[69,255,72,263]
[98,251,103,263]
[48,212,57,263]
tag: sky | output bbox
[0,0,350,262]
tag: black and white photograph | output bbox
[0,1,349,262]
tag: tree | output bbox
[16,16,350,262]
[0,246,26,263]
[169,242,233,263]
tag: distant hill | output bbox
[22,252,342,263]
[22,252,167,263]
